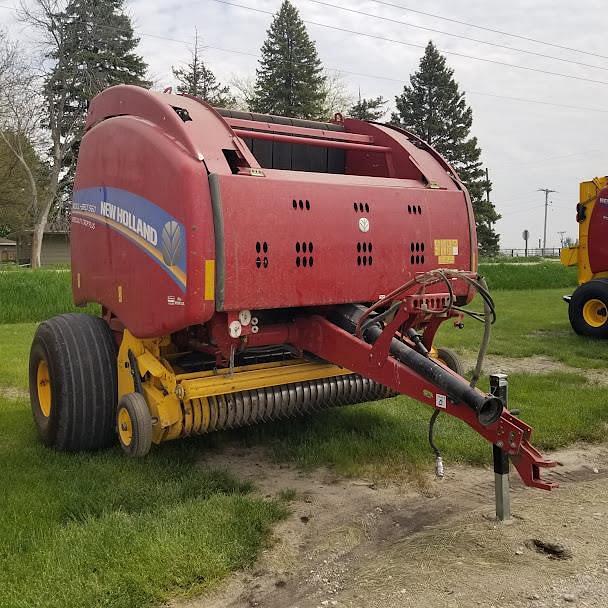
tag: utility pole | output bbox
[558,231,566,247]
[538,188,557,250]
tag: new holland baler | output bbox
[29,85,555,489]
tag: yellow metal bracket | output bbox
[117,330,354,446]
[178,359,351,402]
[117,330,181,444]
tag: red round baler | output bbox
[29,85,554,490]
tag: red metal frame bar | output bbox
[225,117,374,144]
[290,315,557,490]
[232,128,392,154]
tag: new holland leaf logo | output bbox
[161,221,183,266]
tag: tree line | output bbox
[0,0,500,265]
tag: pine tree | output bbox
[173,31,236,107]
[251,0,326,119]
[349,94,387,121]
[51,0,149,196]
[392,41,500,255]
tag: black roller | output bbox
[213,107,347,174]
[183,374,393,436]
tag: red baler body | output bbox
[67,86,555,490]
[72,86,475,337]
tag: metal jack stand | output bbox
[490,373,511,521]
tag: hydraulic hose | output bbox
[331,305,503,426]
[469,276,492,389]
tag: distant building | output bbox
[11,229,70,266]
[0,238,17,263]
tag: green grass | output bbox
[0,325,286,608]
[0,268,98,324]
[0,263,577,326]
[480,256,545,264]
[0,398,286,608]
[0,323,35,389]
[477,261,577,290]
[0,266,604,605]
[436,288,608,369]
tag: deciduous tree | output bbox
[0,34,49,244]
[21,0,149,266]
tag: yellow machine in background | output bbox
[561,177,608,337]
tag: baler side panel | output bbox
[343,119,453,188]
[85,84,253,176]
[588,185,608,276]
[71,116,215,337]
[214,173,473,311]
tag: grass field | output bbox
[0,261,577,324]
[437,288,608,369]
[0,269,98,324]
[0,263,602,607]
[479,261,577,291]
[0,319,287,607]
[0,401,285,608]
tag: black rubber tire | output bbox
[117,393,153,457]
[568,280,608,338]
[436,347,465,376]
[29,313,117,451]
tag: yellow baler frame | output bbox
[117,330,352,445]
[560,177,608,284]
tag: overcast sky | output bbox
[3,0,608,249]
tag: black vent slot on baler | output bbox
[215,108,346,174]
[409,241,425,265]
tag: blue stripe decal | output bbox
[73,187,187,291]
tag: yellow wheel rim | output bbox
[583,298,608,328]
[118,407,133,447]
[37,360,52,417]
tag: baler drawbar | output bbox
[29,85,556,490]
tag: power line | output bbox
[200,39,608,115]
[306,0,608,74]
[496,148,604,170]
[499,203,547,218]
[365,0,608,62]
[208,0,608,87]
[2,3,608,117]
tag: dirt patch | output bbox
[174,443,608,608]
[463,353,572,376]
[462,353,608,386]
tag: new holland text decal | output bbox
[72,187,187,291]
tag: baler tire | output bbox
[435,347,465,376]
[117,393,152,457]
[569,280,608,338]
[29,313,117,451]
